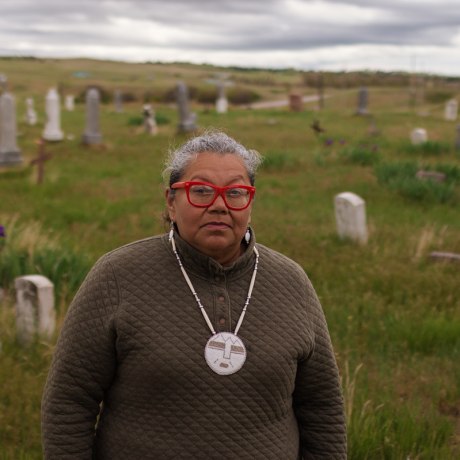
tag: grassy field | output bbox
[1,58,460,459]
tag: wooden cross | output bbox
[30,138,52,184]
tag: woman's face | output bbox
[166,152,253,265]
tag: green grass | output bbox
[1,58,460,459]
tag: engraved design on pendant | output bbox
[205,332,246,375]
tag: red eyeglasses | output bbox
[171,181,256,210]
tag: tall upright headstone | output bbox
[444,99,458,121]
[65,94,75,111]
[82,87,102,145]
[114,90,123,113]
[334,192,368,245]
[25,97,38,125]
[356,87,369,115]
[43,88,64,141]
[317,72,324,110]
[15,275,56,345]
[215,82,228,114]
[176,82,197,133]
[0,90,23,166]
[455,124,460,151]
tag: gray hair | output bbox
[163,130,263,187]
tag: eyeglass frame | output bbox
[170,181,256,210]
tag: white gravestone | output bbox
[82,87,102,145]
[15,275,56,344]
[65,94,75,111]
[410,128,427,145]
[215,83,228,114]
[334,192,368,245]
[0,91,23,166]
[25,97,38,125]
[444,99,458,121]
[356,87,369,115]
[43,88,64,141]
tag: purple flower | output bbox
[324,138,334,146]
[0,225,5,238]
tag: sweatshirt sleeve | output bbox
[41,256,119,459]
[293,281,347,459]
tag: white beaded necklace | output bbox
[169,229,259,375]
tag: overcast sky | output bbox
[1,0,460,76]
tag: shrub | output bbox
[402,141,451,156]
[374,161,458,203]
[227,87,261,105]
[339,144,381,166]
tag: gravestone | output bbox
[43,88,64,141]
[0,91,23,166]
[289,93,303,112]
[444,99,458,121]
[415,170,446,183]
[65,94,75,111]
[142,104,158,135]
[176,82,197,133]
[30,138,52,184]
[25,97,38,125]
[456,124,460,151]
[334,192,368,245]
[215,82,228,114]
[410,127,427,145]
[114,90,123,113]
[356,87,369,115]
[82,87,102,145]
[429,251,460,263]
[15,275,55,344]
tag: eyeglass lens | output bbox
[188,184,251,208]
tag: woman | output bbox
[42,131,347,459]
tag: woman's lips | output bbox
[203,222,230,229]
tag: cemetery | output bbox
[0,57,460,458]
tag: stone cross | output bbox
[317,73,324,110]
[15,274,56,345]
[142,104,158,135]
[444,99,458,121]
[410,127,428,145]
[82,87,102,145]
[0,91,23,166]
[356,87,369,115]
[176,82,197,133]
[65,94,75,111]
[215,82,229,114]
[334,192,368,245]
[43,88,64,141]
[25,97,38,125]
[30,138,52,184]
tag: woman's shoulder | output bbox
[97,234,169,267]
[255,243,307,279]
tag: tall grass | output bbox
[0,59,459,458]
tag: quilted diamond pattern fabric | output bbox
[41,231,346,459]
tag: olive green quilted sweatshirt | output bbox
[42,231,346,459]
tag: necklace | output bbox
[169,229,259,375]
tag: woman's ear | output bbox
[165,188,176,222]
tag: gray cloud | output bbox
[0,1,459,74]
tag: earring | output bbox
[244,228,251,244]
[169,221,175,241]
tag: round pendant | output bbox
[204,332,246,375]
